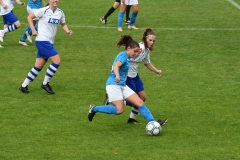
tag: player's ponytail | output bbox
[116,35,139,49]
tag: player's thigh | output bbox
[125,0,138,5]
[125,92,144,107]
[106,85,124,102]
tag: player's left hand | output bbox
[156,70,162,77]
[67,30,73,36]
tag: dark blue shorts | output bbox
[35,41,58,61]
[2,11,18,25]
[126,74,144,93]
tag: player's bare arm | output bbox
[61,23,73,36]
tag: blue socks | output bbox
[93,105,118,114]
[130,12,138,26]
[93,104,154,122]
[20,24,38,42]
[118,12,124,28]
[138,105,155,122]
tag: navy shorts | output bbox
[2,11,18,25]
[126,74,144,93]
[35,41,58,61]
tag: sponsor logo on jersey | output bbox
[48,18,60,24]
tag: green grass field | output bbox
[0,0,240,159]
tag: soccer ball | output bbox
[146,121,162,136]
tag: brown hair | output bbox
[116,35,139,50]
[142,28,156,51]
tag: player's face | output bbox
[146,35,156,48]
[49,0,59,7]
[127,46,140,58]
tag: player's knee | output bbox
[15,21,21,28]
[117,108,124,114]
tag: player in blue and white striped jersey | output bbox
[19,0,73,94]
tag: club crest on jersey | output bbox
[48,18,60,24]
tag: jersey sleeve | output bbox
[34,7,45,19]
[60,11,66,24]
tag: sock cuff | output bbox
[51,63,59,68]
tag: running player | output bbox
[103,28,168,126]
[88,35,165,126]
[19,0,73,94]
[0,0,26,43]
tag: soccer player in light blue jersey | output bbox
[19,0,73,94]
[19,0,46,46]
[88,35,159,124]
[0,0,26,44]
[103,28,168,126]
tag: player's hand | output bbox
[155,70,162,77]
[32,30,38,36]
[67,30,73,36]
[3,4,8,9]
[115,76,120,83]
[21,2,26,6]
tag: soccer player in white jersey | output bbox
[0,0,26,43]
[19,0,73,94]
[88,35,161,125]
[19,0,46,46]
[117,0,139,31]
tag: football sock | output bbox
[118,12,124,28]
[22,66,41,87]
[130,107,139,119]
[104,7,116,19]
[125,101,132,106]
[2,24,18,34]
[43,63,59,85]
[129,12,138,26]
[20,26,30,42]
[126,5,131,20]
[138,105,155,122]
[93,105,118,114]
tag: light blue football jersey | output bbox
[28,0,42,9]
[106,51,130,86]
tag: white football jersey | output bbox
[128,42,151,78]
[0,0,18,15]
[34,6,66,44]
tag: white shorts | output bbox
[106,85,135,102]
[121,0,138,5]
[27,6,39,21]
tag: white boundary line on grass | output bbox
[227,0,240,9]
[68,25,240,31]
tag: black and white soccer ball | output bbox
[146,121,162,136]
